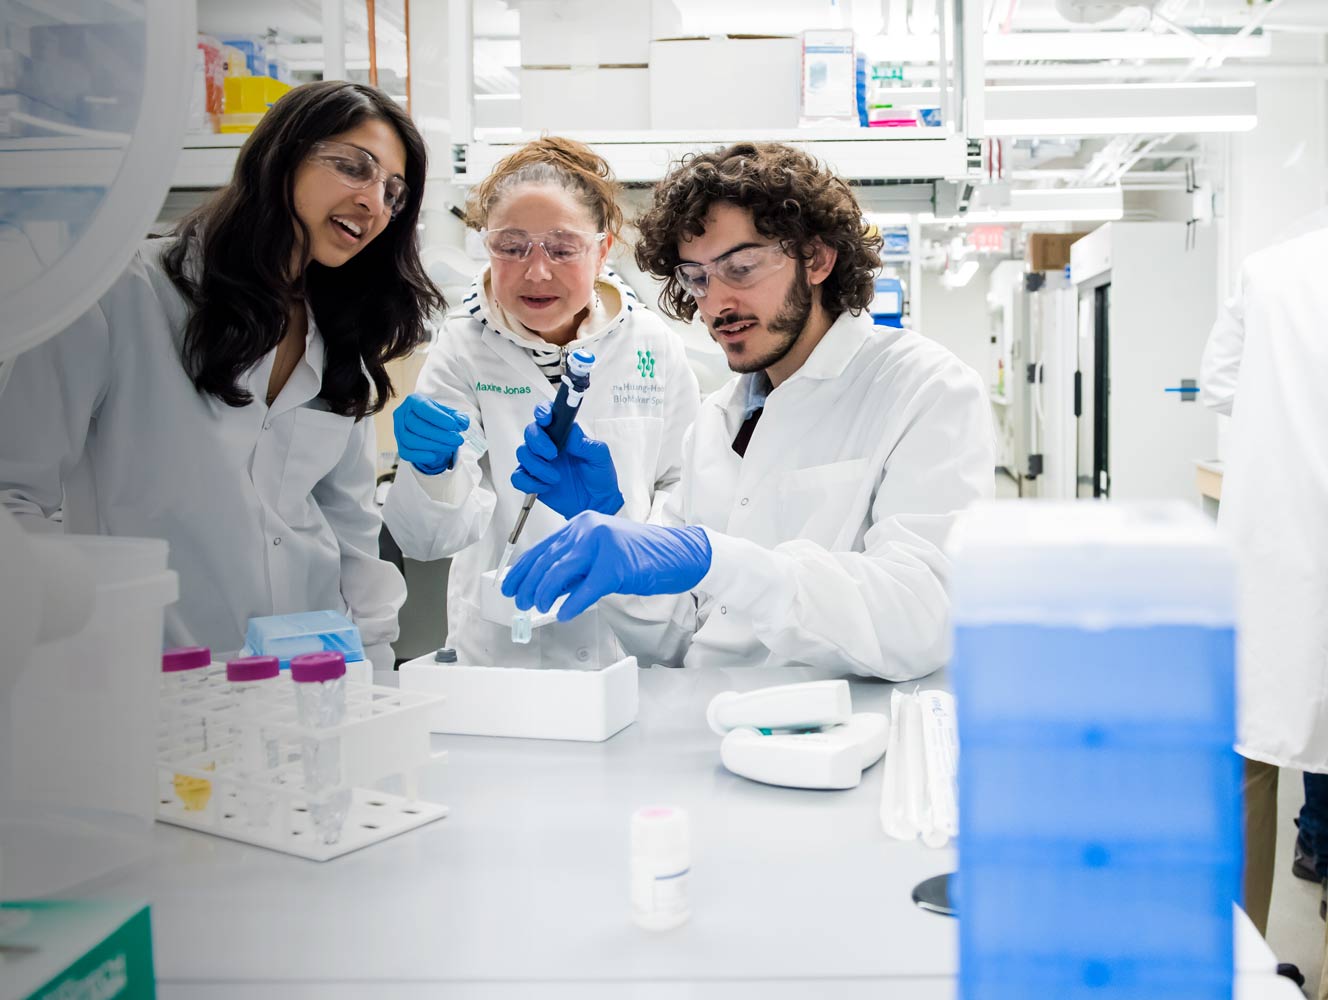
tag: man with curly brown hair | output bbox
[502,142,994,680]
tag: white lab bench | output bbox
[96,665,1295,998]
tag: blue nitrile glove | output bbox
[393,393,470,476]
[510,401,624,518]
[501,511,712,621]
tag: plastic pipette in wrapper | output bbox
[879,687,957,847]
[494,349,597,583]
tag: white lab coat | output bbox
[601,309,996,680]
[382,268,700,669]
[1199,227,1328,773]
[0,238,405,668]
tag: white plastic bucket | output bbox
[3,534,177,898]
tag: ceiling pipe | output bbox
[366,0,378,87]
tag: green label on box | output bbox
[1,900,154,1000]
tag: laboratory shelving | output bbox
[1,132,245,193]
[458,127,973,186]
[173,132,247,188]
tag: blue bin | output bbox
[947,502,1241,1000]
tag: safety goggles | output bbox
[674,243,790,299]
[481,228,607,264]
[308,140,410,218]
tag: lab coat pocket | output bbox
[279,406,355,525]
[777,458,871,549]
[588,416,664,522]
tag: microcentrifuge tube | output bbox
[463,424,487,457]
[511,610,532,644]
[161,647,214,812]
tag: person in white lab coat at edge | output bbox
[1199,218,1328,991]
[501,142,996,680]
[0,81,444,670]
[381,137,700,669]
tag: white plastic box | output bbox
[520,67,650,131]
[649,35,801,130]
[400,653,639,742]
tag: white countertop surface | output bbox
[86,664,1286,997]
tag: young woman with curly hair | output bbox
[382,136,698,670]
[0,81,443,669]
[501,142,997,682]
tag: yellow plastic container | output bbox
[220,77,292,133]
[219,112,264,134]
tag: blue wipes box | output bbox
[241,610,368,682]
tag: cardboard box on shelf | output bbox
[519,66,650,131]
[1026,231,1092,272]
[650,35,800,130]
[519,0,679,68]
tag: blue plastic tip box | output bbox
[241,610,364,669]
[947,501,1241,1000]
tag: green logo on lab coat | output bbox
[636,350,656,379]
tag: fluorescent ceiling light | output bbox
[982,83,1257,136]
[941,259,981,289]
[860,31,1271,63]
[874,83,1257,136]
[868,186,1124,225]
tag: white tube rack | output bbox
[156,666,449,862]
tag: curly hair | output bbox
[466,135,624,240]
[634,142,882,322]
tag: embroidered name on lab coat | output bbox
[611,381,666,407]
[475,382,532,395]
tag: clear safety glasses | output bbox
[481,228,607,265]
[308,140,410,218]
[674,243,791,299]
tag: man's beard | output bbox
[716,261,813,374]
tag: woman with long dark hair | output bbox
[0,81,444,669]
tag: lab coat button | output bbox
[576,648,590,662]
[720,605,727,615]
[740,497,749,506]
[273,536,282,546]
[263,421,272,430]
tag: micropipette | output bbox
[494,349,597,581]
